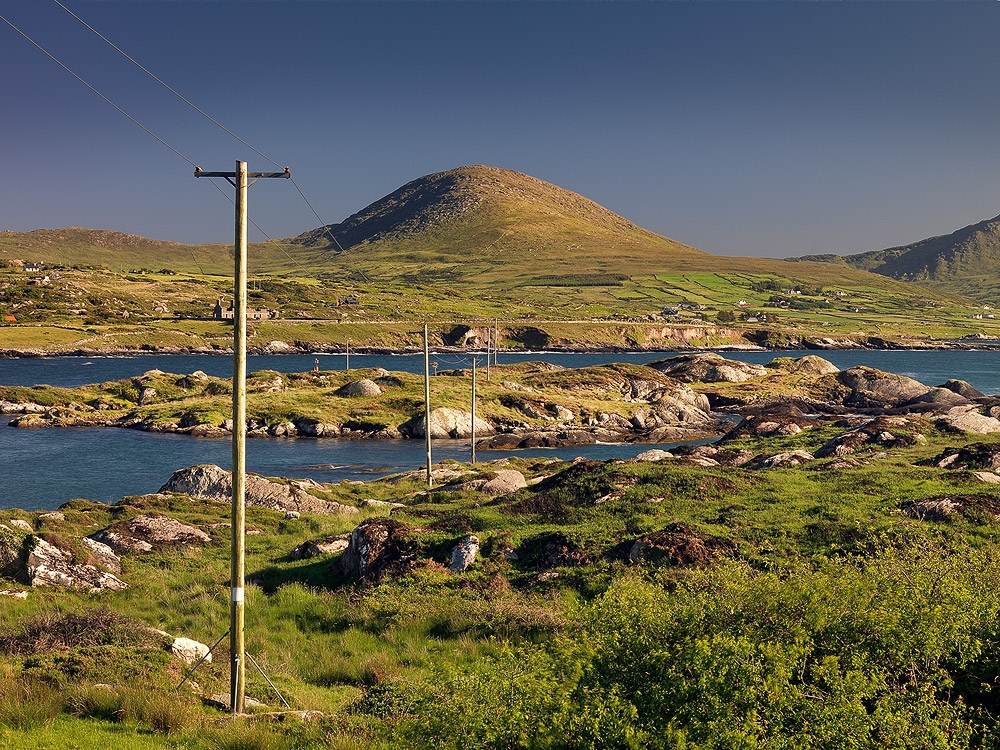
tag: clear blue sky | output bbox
[3,1,1000,258]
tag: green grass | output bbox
[6,410,1000,746]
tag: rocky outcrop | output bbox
[0,524,27,578]
[92,514,211,554]
[339,518,419,583]
[404,407,495,439]
[816,416,926,458]
[435,469,528,497]
[939,406,1000,435]
[627,524,733,566]
[751,450,815,469]
[477,430,598,450]
[768,355,839,375]
[838,366,931,407]
[649,353,768,383]
[158,465,358,515]
[25,536,127,592]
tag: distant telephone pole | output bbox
[471,356,477,464]
[194,161,289,715]
[423,324,433,488]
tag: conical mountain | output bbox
[291,165,706,284]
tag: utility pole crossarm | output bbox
[194,166,290,179]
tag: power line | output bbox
[55,0,350,255]
[0,13,197,168]
[53,0,284,172]
[56,0,365,276]
[16,3,353,275]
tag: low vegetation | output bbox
[4,380,1000,746]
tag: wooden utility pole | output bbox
[346,339,350,371]
[423,324,433,488]
[471,356,477,464]
[194,162,289,715]
[494,318,500,366]
[485,330,490,383]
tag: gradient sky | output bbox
[2,1,1000,259]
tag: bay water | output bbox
[2,349,998,511]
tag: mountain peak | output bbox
[292,164,644,249]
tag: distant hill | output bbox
[0,228,232,275]
[797,213,1000,300]
[290,164,708,284]
[0,165,987,334]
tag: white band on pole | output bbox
[232,587,244,603]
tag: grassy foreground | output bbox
[4,404,1000,747]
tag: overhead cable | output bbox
[0,13,197,168]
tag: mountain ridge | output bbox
[797,212,1000,300]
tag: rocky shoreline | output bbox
[2,331,1000,360]
[5,353,1000,451]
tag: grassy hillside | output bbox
[5,360,1000,745]
[799,213,1000,301]
[2,166,999,351]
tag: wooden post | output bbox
[193,162,288,717]
[485,329,490,383]
[494,318,500,366]
[423,324,433,488]
[471,356,477,464]
[230,160,247,715]
[346,339,350,371]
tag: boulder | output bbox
[441,469,528,497]
[6,519,32,533]
[406,407,495,439]
[769,355,839,375]
[649,353,768,383]
[902,387,969,411]
[81,537,122,574]
[838,366,931,407]
[337,379,382,397]
[939,379,986,399]
[290,537,350,560]
[360,499,407,510]
[633,449,674,462]
[159,464,358,515]
[171,637,212,666]
[449,535,480,573]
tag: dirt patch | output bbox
[515,532,591,571]
[626,523,734,567]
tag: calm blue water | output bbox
[3,349,1000,393]
[2,349,998,511]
